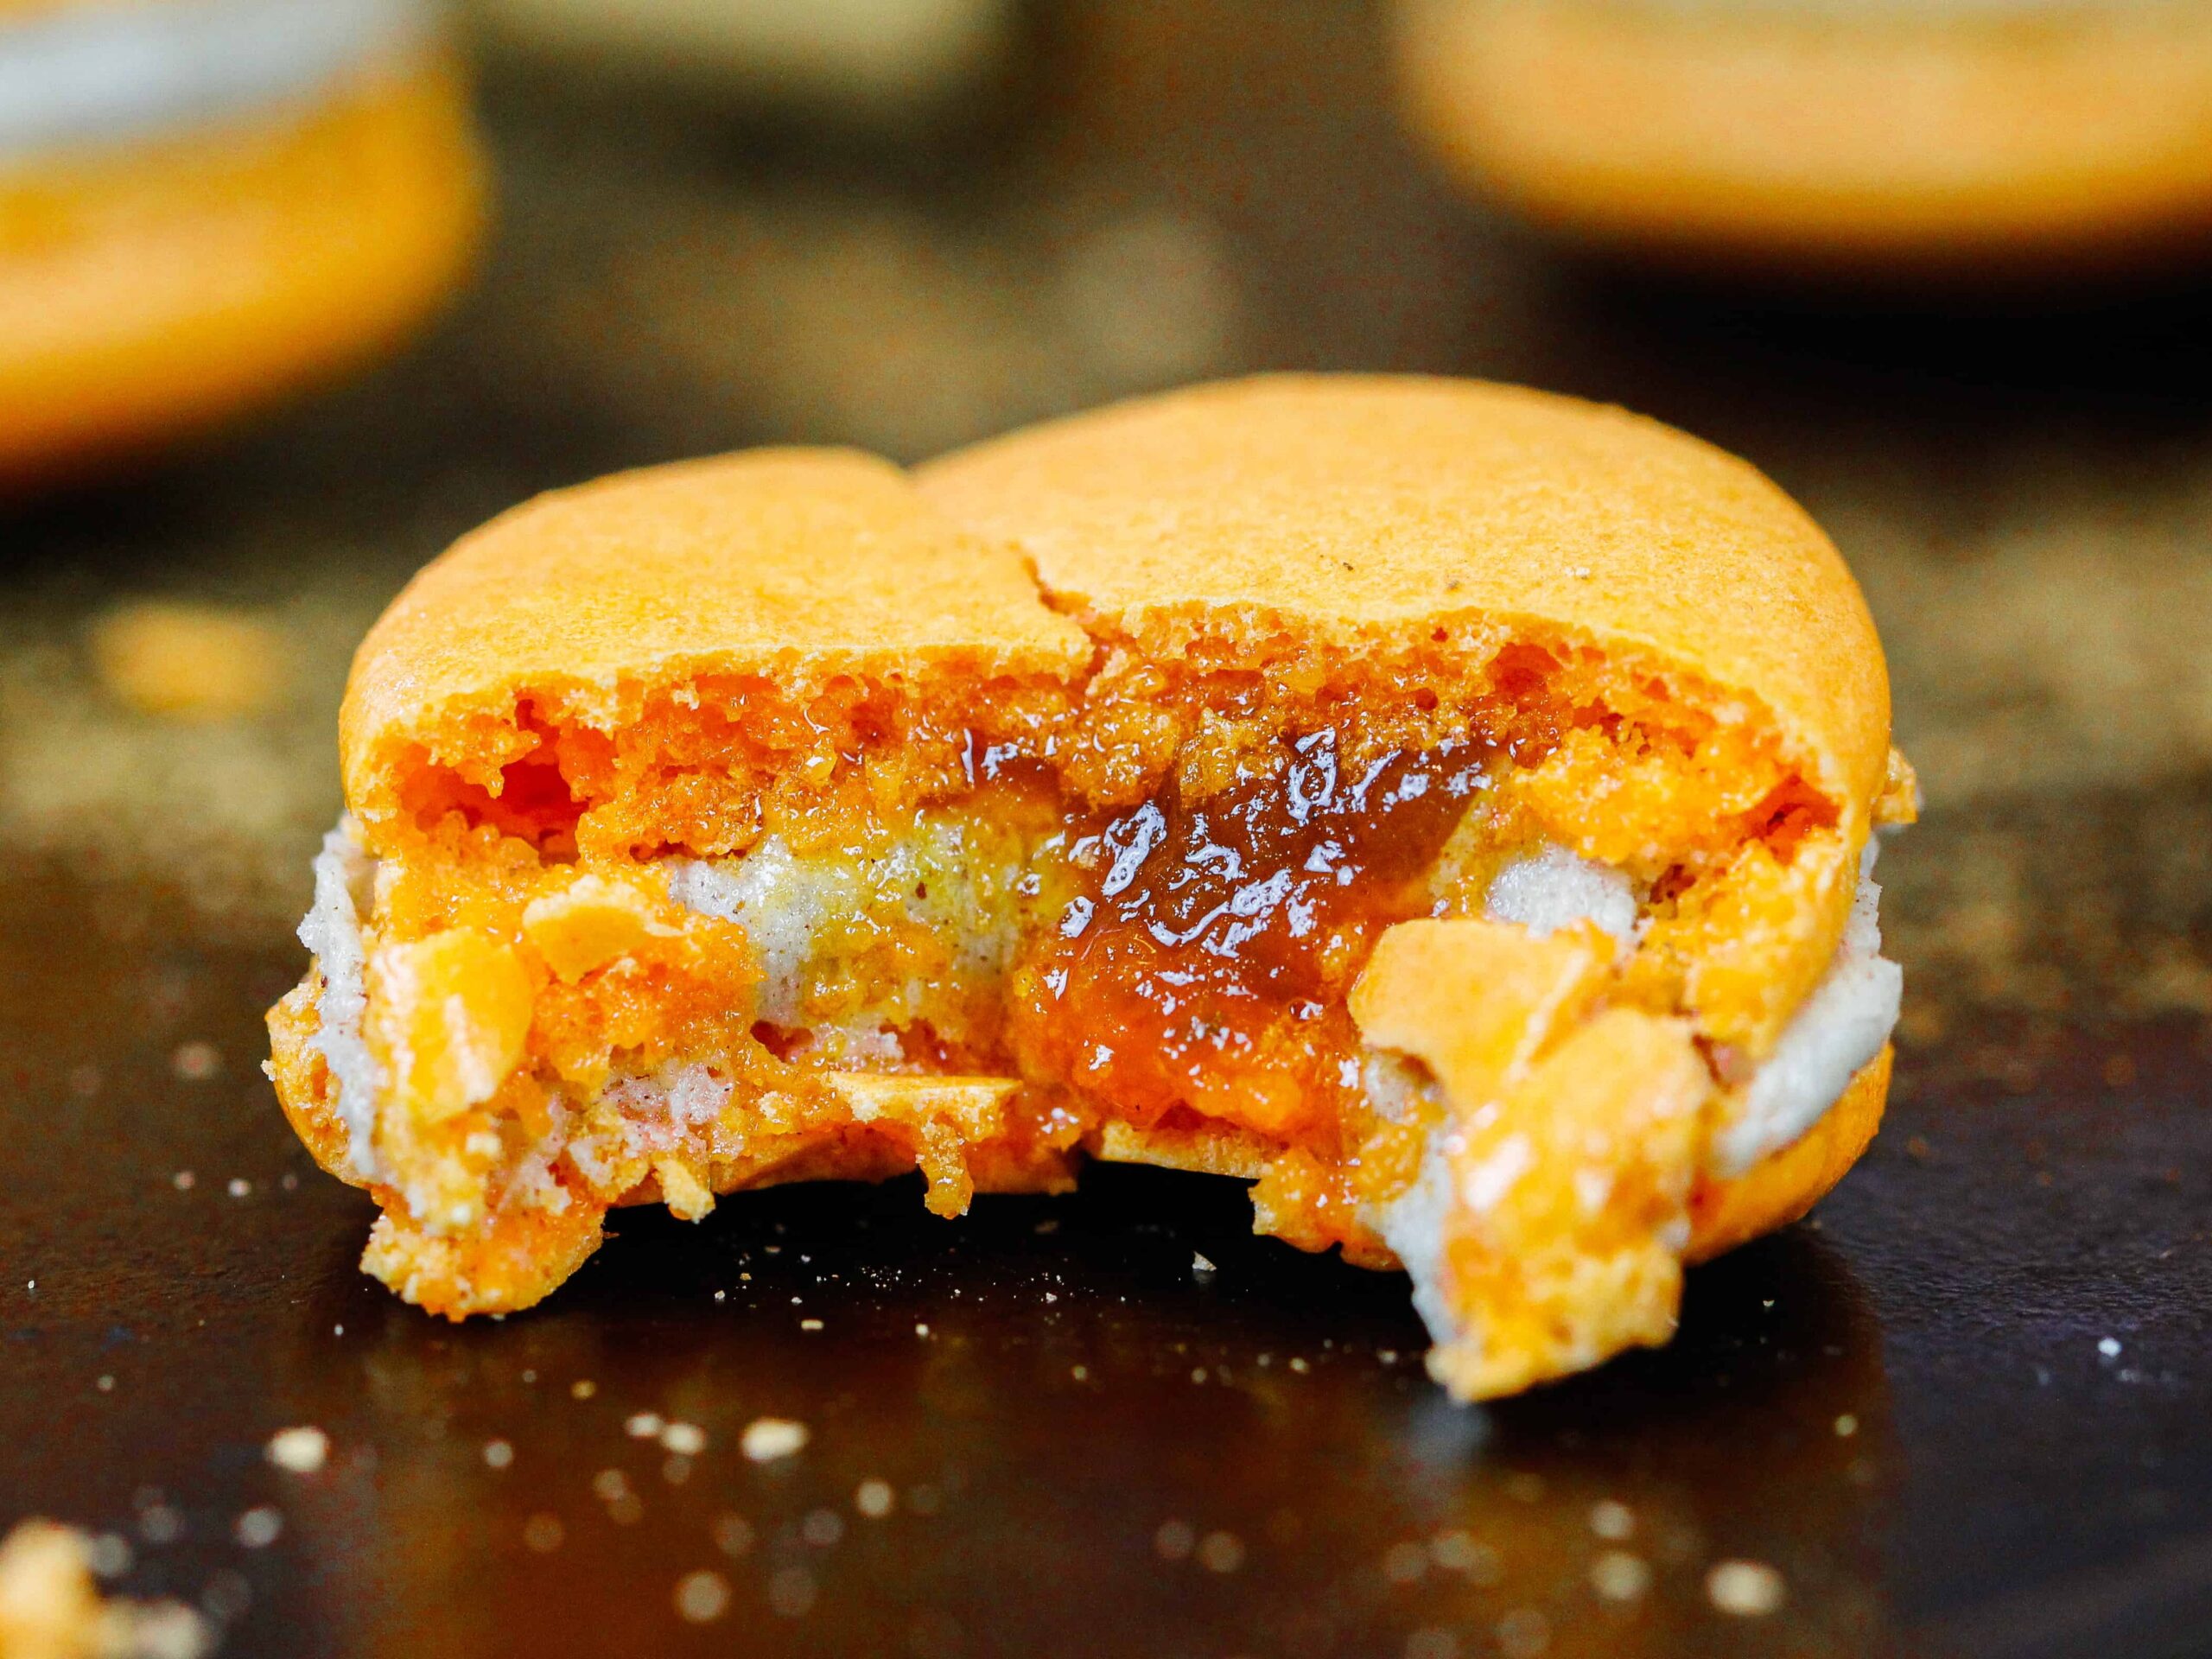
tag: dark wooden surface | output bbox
[10,5,2212,1655]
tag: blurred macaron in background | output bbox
[465,0,1020,124]
[1390,0,2212,284]
[0,0,483,486]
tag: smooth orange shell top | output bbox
[340,448,1091,817]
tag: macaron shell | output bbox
[918,374,1893,827]
[338,447,1094,815]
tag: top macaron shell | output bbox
[919,375,1893,830]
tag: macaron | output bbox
[270,376,1914,1399]
[1392,0,2212,277]
[0,0,483,484]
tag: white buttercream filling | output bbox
[296,819,383,1181]
[666,817,1034,1035]
[1712,845,1901,1173]
[296,823,1898,1221]
[1483,843,1643,950]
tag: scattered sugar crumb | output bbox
[226,1179,250,1198]
[1192,1252,1216,1275]
[1588,1500,1635,1541]
[171,1172,194,1192]
[265,1426,328,1473]
[96,1376,114,1394]
[2098,1337,2123,1358]
[624,1412,664,1440]
[1429,1529,1483,1573]
[914,1323,931,1338]
[741,1418,810,1463]
[234,1506,282,1549]
[1384,1541,1428,1583]
[659,1421,705,1456]
[767,1565,817,1618]
[1071,1364,1089,1382]
[855,1479,895,1519]
[1707,1560,1787,1616]
[0,1520,211,1659]
[1287,1357,1310,1374]
[1834,1414,1859,1437]
[134,1504,181,1547]
[594,1469,645,1521]
[90,600,285,721]
[1197,1531,1245,1573]
[799,1318,824,1332]
[675,1568,730,1623]
[483,1440,514,1469]
[169,1042,221,1082]
[1497,1607,1551,1658]
[1590,1550,1651,1601]
[570,1380,597,1400]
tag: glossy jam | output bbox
[1011,731,1490,1143]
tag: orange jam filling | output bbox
[1010,731,1493,1146]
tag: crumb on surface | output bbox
[854,1479,894,1519]
[0,1520,212,1659]
[88,601,287,723]
[1590,1549,1652,1601]
[673,1569,729,1624]
[264,1426,328,1473]
[233,1507,282,1550]
[740,1419,809,1463]
[1707,1559,1787,1617]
